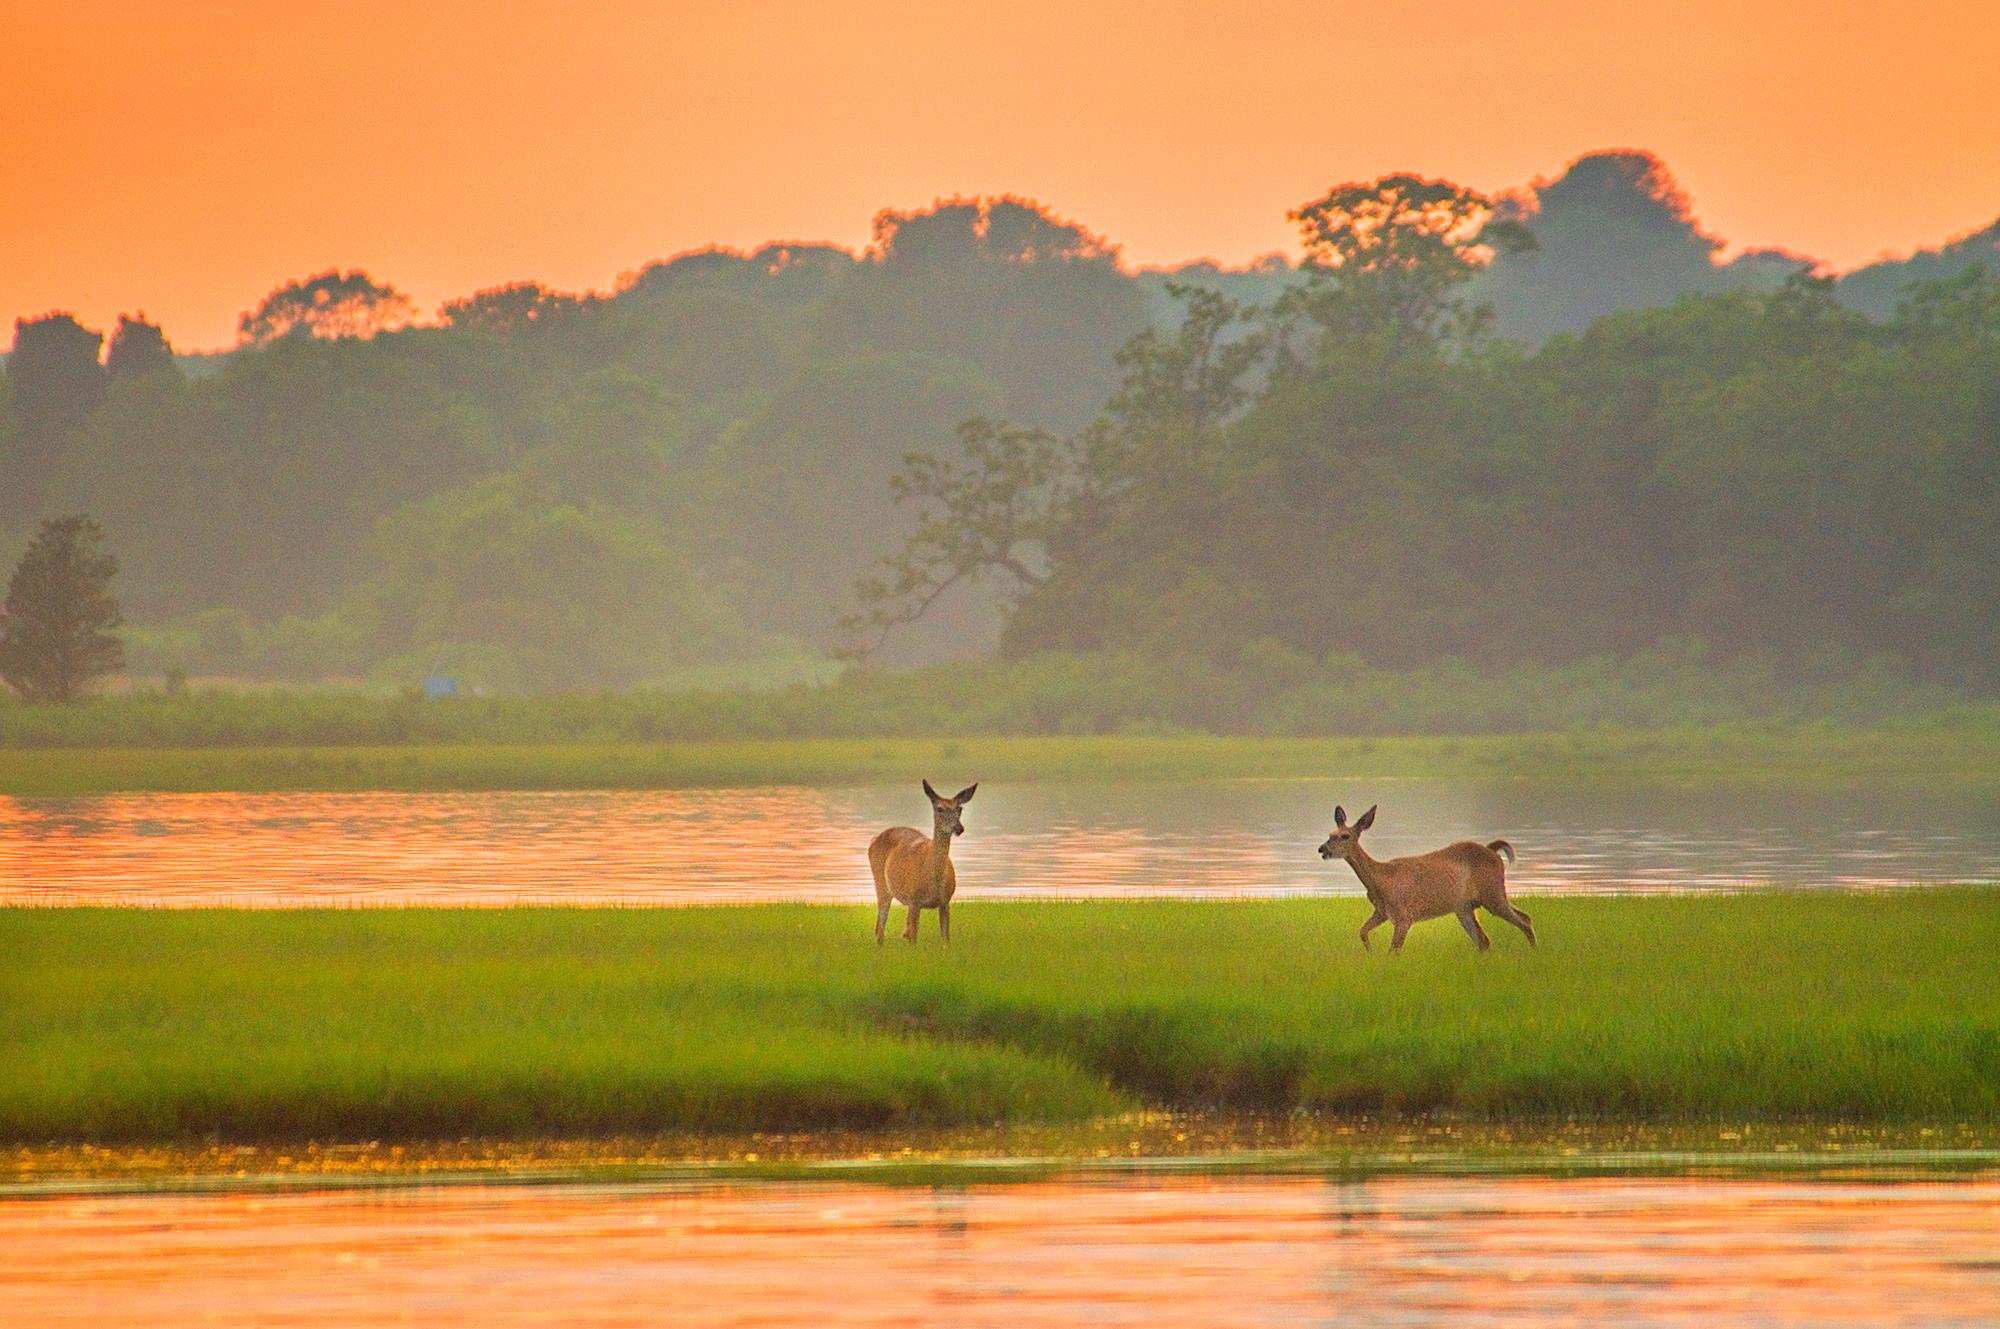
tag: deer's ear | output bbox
[1334,805,1347,827]
[1355,805,1377,832]
[922,779,941,803]
[954,783,977,804]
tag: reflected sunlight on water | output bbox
[4,1175,1997,1327]
[1,779,1994,906]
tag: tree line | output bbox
[2,151,1995,695]
[858,176,1999,690]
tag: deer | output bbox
[869,780,977,944]
[1317,804,1534,953]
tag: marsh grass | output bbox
[5,894,1997,1143]
[2,722,1995,795]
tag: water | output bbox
[6,1175,1997,1327]
[3,779,1995,905]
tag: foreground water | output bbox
[2,778,1994,905]
[6,1174,1997,1327]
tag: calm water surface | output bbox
[6,1175,1997,1327]
[2,779,1995,905]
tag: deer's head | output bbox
[923,779,977,838]
[1318,803,1376,861]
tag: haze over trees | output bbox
[1474,151,1808,340]
[0,153,1994,697]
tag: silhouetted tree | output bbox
[104,314,179,379]
[238,270,414,345]
[438,282,593,333]
[5,313,105,436]
[840,417,1060,659]
[845,285,1265,657]
[0,514,125,702]
[3,314,107,520]
[1282,175,1533,349]
[1479,151,1805,340]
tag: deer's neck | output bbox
[1346,846,1387,900]
[927,826,955,876]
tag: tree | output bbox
[104,314,179,379]
[1479,151,1805,341]
[842,284,1268,658]
[839,418,1061,660]
[1282,174,1533,349]
[438,281,593,334]
[238,270,415,345]
[0,515,125,702]
[3,314,107,521]
[5,313,105,436]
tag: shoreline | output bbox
[3,724,1995,796]
[10,1116,2000,1196]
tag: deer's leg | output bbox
[1456,907,1491,952]
[1358,906,1387,950]
[1389,918,1412,953]
[937,900,950,944]
[871,858,891,945]
[904,903,921,943]
[1493,902,1536,947]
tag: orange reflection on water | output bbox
[4,782,1995,907]
[0,788,872,907]
[3,1175,1997,1327]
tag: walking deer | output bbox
[869,780,977,944]
[1318,804,1534,952]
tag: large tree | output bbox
[1281,174,1533,350]
[5,313,106,434]
[843,283,1265,657]
[3,314,107,520]
[104,314,179,380]
[238,270,414,345]
[1477,151,1804,341]
[0,514,125,702]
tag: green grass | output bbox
[3,722,1995,794]
[5,894,1997,1144]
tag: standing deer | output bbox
[870,780,977,944]
[1317,804,1535,952]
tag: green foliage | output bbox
[4,894,1996,1141]
[10,169,1997,695]
[363,474,766,689]
[0,514,124,703]
[1838,217,2000,319]
[879,258,2000,689]
[13,198,1148,683]
[1,717,1991,796]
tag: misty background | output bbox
[2,149,1995,713]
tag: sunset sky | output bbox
[5,0,1998,349]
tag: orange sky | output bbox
[5,0,1998,349]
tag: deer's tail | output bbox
[1486,839,1516,864]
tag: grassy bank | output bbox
[3,652,1985,750]
[3,722,1996,795]
[5,894,1997,1144]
